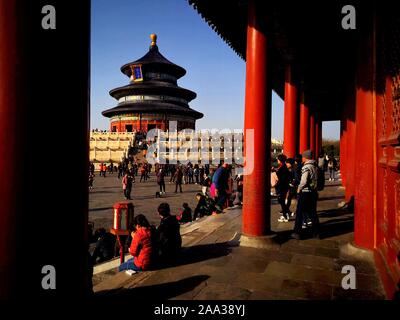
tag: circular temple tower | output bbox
[102,34,203,133]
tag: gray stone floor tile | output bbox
[264,261,343,286]
[193,282,252,300]
[280,279,333,300]
[291,253,336,270]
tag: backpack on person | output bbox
[303,162,322,191]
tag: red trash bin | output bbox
[110,202,134,264]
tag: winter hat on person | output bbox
[302,149,313,159]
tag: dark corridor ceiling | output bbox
[188,0,367,121]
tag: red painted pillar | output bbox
[243,0,271,236]
[1,1,91,298]
[0,0,19,298]
[346,107,356,202]
[299,92,310,154]
[354,20,376,250]
[309,111,315,158]
[283,64,298,158]
[340,118,347,187]
[354,89,374,249]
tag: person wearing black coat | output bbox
[275,154,291,221]
[157,168,166,194]
[193,193,208,220]
[91,228,116,264]
[156,203,182,264]
[294,154,303,188]
[174,167,183,193]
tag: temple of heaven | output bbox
[102,34,203,133]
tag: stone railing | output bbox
[90,140,132,149]
[90,131,135,139]
[90,148,127,164]
[89,131,136,164]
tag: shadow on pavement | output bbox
[272,209,354,243]
[95,274,209,299]
[318,195,347,201]
[323,183,342,188]
[318,208,350,218]
[90,191,118,195]
[157,242,232,270]
[89,206,113,212]
[319,217,354,239]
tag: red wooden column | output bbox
[353,19,376,250]
[283,64,298,158]
[354,91,375,249]
[309,110,316,158]
[4,1,90,298]
[0,0,20,298]
[242,0,271,237]
[345,112,356,202]
[343,85,356,201]
[299,91,310,154]
[342,105,348,191]
[340,112,348,187]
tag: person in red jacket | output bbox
[118,214,155,272]
[102,163,107,177]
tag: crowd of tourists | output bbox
[271,149,339,239]
[89,156,244,211]
[88,160,245,269]
[90,174,245,274]
[90,148,337,240]
[317,154,339,181]
[88,151,342,292]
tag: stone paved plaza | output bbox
[89,170,206,229]
[89,169,351,236]
[91,171,386,300]
[93,185,385,300]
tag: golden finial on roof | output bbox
[150,34,157,46]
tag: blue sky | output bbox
[91,0,340,140]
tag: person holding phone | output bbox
[118,214,155,272]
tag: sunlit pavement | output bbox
[92,173,385,300]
